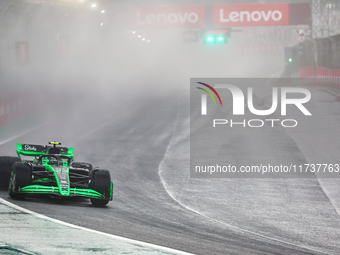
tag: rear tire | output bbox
[8,162,32,199]
[90,170,111,206]
[0,156,20,190]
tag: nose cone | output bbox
[54,167,70,196]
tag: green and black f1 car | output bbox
[0,142,113,206]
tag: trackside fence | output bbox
[287,34,340,90]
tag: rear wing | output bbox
[16,143,74,160]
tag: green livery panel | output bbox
[10,142,113,203]
[16,143,74,161]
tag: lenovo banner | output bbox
[131,6,205,29]
[214,3,289,27]
[131,3,310,29]
[213,3,310,27]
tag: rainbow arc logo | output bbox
[196,82,222,115]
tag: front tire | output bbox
[8,162,32,199]
[90,170,111,206]
[0,156,20,190]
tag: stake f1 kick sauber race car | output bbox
[0,142,113,206]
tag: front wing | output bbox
[16,182,113,200]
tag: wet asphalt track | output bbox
[0,89,340,255]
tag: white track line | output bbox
[0,198,193,255]
[158,95,327,255]
[0,121,52,146]
[306,87,340,218]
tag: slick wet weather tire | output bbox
[90,170,111,206]
[8,162,32,199]
[0,156,20,190]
